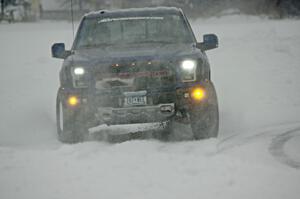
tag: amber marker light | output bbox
[68,96,79,106]
[191,88,206,101]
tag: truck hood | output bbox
[68,43,198,65]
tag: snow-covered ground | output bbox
[0,15,300,199]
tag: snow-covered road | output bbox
[0,16,300,199]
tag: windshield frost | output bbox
[75,14,194,49]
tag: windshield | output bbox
[74,14,195,49]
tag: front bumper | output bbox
[96,103,175,125]
[59,81,211,127]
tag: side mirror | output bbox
[51,43,71,59]
[196,34,219,51]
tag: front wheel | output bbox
[190,82,219,139]
[150,120,174,141]
[190,105,219,139]
[56,90,88,143]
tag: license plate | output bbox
[124,91,147,106]
[125,96,147,106]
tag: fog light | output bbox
[191,88,206,101]
[68,96,79,106]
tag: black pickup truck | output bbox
[51,7,219,143]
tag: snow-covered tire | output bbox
[160,120,174,141]
[190,82,219,139]
[56,90,87,143]
[190,105,219,139]
[152,120,174,141]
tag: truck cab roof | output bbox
[84,7,183,19]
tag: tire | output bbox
[152,120,173,141]
[162,119,174,141]
[190,82,219,140]
[56,90,87,143]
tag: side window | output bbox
[76,20,97,47]
[166,15,191,42]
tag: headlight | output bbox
[74,67,85,75]
[181,60,196,71]
[71,67,88,88]
[180,60,197,82]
